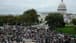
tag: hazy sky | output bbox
[0,0,76,14]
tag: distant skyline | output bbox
[0,0,76,15]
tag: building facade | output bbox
[39,0,76,24]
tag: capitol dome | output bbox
[57,0,67,11]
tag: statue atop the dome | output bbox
[61,0,63,2]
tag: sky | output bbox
[0,0,76,15]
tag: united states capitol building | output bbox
[39,0,76,24]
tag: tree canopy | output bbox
[72,18,76,25]
[45,13,65,30]
[22,9,40,25]
[0,9,40,26]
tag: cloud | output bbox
[0,0,76,14]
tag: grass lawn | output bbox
[56,26,76,35]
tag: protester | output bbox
[0,25,76,43]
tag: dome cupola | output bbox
[57,0,67,12]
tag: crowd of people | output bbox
[0,25,76,43]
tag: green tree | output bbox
[45,13,65,30]
[4,15,16,25]
[0,9,40,26]
[0,16,5,26]
[22,9,40,26]
[72,18,76,25]
[14,16,22,25]
[0,15,16,25]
